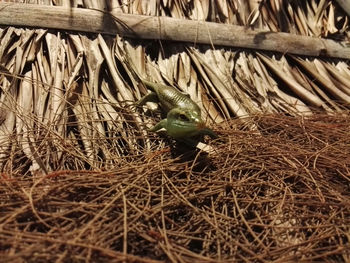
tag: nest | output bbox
[1,113,349,262]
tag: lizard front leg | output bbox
[149,118,168,133]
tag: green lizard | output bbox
[137,79,217,139]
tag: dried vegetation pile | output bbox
[1,114,350,262]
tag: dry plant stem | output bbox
[1,112,350,262]
[0,229,162,263]
[0,3,349,59]
[122,187,128,256]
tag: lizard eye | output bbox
[178,113,189,121]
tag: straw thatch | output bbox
[0,0,350,262]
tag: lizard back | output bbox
[142,80,201,114]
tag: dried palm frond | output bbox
[0,25,349,172]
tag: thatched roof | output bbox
[0,1,349,262]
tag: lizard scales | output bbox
[138,79,217,139]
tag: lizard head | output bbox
[165,108,206,138]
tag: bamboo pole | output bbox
[0,3,349,59]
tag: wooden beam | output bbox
[0,3,349,59]
[334,0,350,17]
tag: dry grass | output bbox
[1,113,350,262]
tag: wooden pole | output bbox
[0,3,349,59]
[334,0,350,17]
